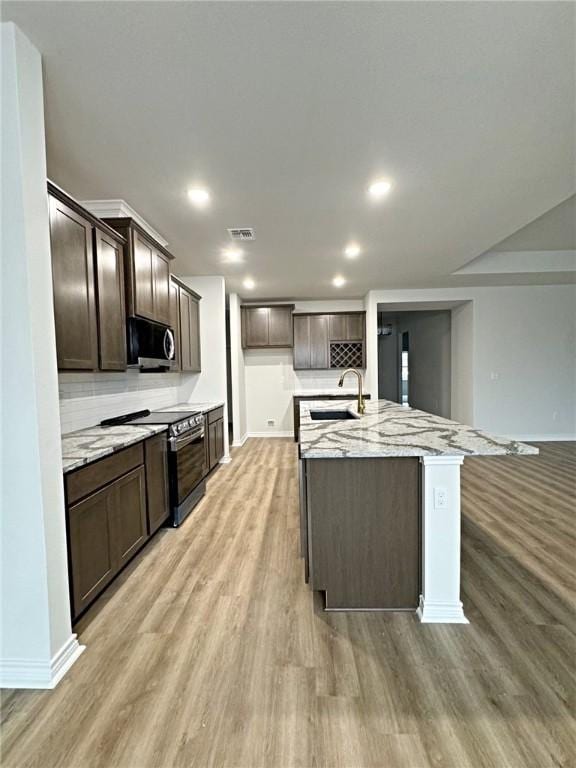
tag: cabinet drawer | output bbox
[207,406,224,425]
[66,443,144,505]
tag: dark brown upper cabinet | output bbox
[169,278,181,371]
[49,193,98,370]
[241,304,295,349]
[173,277,201,372]
[293,312,366,370]
[48,183,127,372]
[328,313,364,342]
[94,228,126,370]
[103,218,174,327]
[293,314,329,370]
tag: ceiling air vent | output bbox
[228,227,255,241]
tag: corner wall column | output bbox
[417,455,469,624]
[1,22,84,688]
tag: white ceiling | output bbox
[3,1,575,298]
[489,195,576,252]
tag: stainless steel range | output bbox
[101,409,206,526]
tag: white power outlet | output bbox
[267,419,275,426]
[434,487,448,510]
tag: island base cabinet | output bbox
[305,457,420,609]
[68,465,148,619]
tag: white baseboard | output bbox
[0,634,85,690]
[416,596,469,625]
[247,431,293,438]
[506,433,576,442]
[219,454,232,464]
[231,433,249,448]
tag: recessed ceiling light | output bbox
[187,187,211,208]
[368,179,392,200]
[243,277,255,290]
[344,243,361,259]
[222,247,244,263]
[333,275,346,288]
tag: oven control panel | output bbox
[169,413,203,437]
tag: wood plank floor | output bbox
[1,439,575,768]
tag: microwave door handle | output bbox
[164,328,175,360]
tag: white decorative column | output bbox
[417,455,469,624]
[1,23,84,688]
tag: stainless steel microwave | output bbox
[127,317,175,370]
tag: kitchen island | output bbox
[299,399,537,622]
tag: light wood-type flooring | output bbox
[1,439,575,768]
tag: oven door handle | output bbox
[169,428,204,451]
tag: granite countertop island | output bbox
[61,423,168,474]
[298,398,538,621]
[299,398,538,459]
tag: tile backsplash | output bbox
[59,371,186,433]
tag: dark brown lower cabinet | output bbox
[114,467,147,568]
[204,407,225,473]
[302,457,420,610]
[68,465,146,618]
[145,434,170,535]
[68,484,116,617]
[66,436,169,620]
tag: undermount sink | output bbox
[310,410,358,421]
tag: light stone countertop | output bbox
[157,401,224,414]
[293,389,368,397]
[61,423,168,474]
[299,399,539,459]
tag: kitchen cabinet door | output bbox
[268,306,293,346]
[309,315,329,369]
[112,466,148,568]
[243,307,269,347]
[49,195,98,370]
[179,288,192,370]
[208,419,224,470]
[153,250,171,325]
[328,314,347,341]
[169,279,181,371]
[94,228,126,371]
[179,288,201,372]
[68,484,115,617]
[189,294,201,371]
[132,230,155,321]
[293,315,311,369]
[346,314,364,341]
[145,435,170,535]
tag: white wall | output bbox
[59,372,184,433]
[240,299,367,436]
[366,286,576,440]
[1,23,83,689]
[178,277,230,459]
[451,302,474,425]
[228,294,247,445]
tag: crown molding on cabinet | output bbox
[81,199,169,247]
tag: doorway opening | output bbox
[400,331,409,406]
[377,308,452,418]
